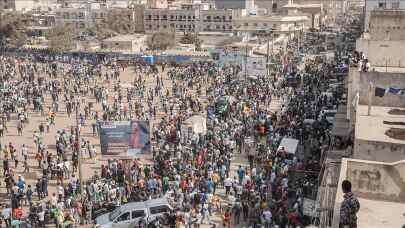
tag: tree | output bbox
[86,25,116,42]
[0,11,28,47]
[146,32,175,51]
[46,24,76,52]
[216,36,242,47]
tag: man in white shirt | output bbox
[224,177,233,196]
[262,208,272,228]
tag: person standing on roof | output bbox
[339,180,360,228]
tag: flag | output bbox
[375,87,386,97]
[388,87,401,95]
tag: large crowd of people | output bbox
[0,18,361,228]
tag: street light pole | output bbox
[75,99,83,194]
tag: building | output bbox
[364,0,405,32]
[232,15,308,38]
[367,9,405,41]
[282,3,321,28]
[332,158,405,228]
[147,0,167,9]
[144,7,198,33]
[0,0,58,11]
[102,34,147,53]
[200,9,235,33]
[351,71,405,162]
[54,3,108,29]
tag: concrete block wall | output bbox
[346,159,405,203]
[354,138,405,162]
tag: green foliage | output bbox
[146,32,175,51]
[0,11,28,47]
[46,24,76,51]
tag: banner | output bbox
[99,121,150,156]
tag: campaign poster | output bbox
[99,121,150,156]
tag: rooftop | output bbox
[233,15,308,22]
[103,34,146,42]
[355,105,405,144]
[282,3,321,9]
[333,158,405,228]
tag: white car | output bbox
[95,198,173,228]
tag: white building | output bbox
[232,15,308,38]
[364,0,405,32]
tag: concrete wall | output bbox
[354,138,405,163]
[346,160,405,202]
[358,71,405,107]
[364,1,405,32]
[333,158,405,228]
[356,38,405,68]
[368,9,405,40]
[347,67,360,128]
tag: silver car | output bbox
[95,198,173,228]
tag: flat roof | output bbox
[333,158,405,228]
[355,105,405,144]
[233,15,308,22]
[370,66,405,73]
[103,34,146,42]
[282,3,321,9]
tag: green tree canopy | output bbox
[146,31,175,51]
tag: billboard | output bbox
[99,121,150,156]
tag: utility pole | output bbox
[75,99,83,194]
[244,35,248,80]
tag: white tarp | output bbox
[182,115,207,135]
[278,137,299,155]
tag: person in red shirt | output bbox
[223,209,231,228]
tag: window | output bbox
[216,25,220,29]
[150,206,170,215]
[115,42,119,46]
[132,210,145,219]
[253,23,258,27]
[244,23,248,26]
[378,2,386,8]
[115,212,130,222]
[229,16,232,20]
[263,23,268,27]
[392,2,400,8]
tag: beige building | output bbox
[54,2,109,29]
[200,9,241,33]
[144,8,198,33]
[102,34,147,53]
[147,0,168,8]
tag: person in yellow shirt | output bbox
[212,172,220,194]
[3,146,9,160]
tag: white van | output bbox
[95,198,173,228]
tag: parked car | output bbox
[95,198,173,228]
